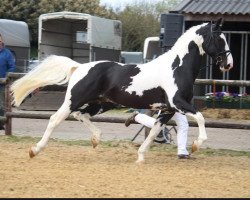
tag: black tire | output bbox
[154,127,171,144]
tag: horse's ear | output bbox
[214,18,224,29]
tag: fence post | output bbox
[4,77,12,135]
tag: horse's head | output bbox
[199,18,233,72]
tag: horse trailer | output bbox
[0,19,30,72]
[38,12,122,63]
[120,51,143,64]
[143,37,162,63]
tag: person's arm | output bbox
[6,50,15,73]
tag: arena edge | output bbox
[202,92,250,109]
[206,101,250,109]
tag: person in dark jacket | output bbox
[0,34,15,129]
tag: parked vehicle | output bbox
[0,19,30,72]
[120,51,143,64]
[38,11,122,63]
[143,37,162,63]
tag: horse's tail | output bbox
[11,55,80,107]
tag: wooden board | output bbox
[18,91,66,111]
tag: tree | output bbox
[0,0,180,54]
[64,0,115,18]
[0,0,38,43]
[117,5,159,51]
[116,0,180,51]
[0,0,116,46]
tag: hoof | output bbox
[191,141,199,153]
[91,137,98,148]
[29,148,36,158]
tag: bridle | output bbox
[201,23,231,71]
[213,50,231,66]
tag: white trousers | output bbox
[134,112,189,155]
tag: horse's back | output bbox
[66,61,135,109]
[66,61,166,110]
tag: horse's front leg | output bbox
[186,111,207,152]
[174,96,208,153]
[136,112,174,163]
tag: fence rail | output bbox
[194,79,250,87]
[3,112,250,130]
[1,72,250,135]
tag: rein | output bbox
[200,50,231,72]
[214,50,231,65]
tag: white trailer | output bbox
[0,19,30,72]
[143,37,161,63]
[38,11,122,63]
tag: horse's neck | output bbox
[183,45,204,82]
[144,25,207,79]
[148,31,205,84]
[154,27,206,68]
[172,29,205,60]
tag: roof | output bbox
[39,11,92,21]
[171,0,250,15]
[0,19,30,47]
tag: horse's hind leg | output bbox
[29,102,71,158]
[72,102,118,148]
[72,111,101,148]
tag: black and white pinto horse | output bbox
[11,19,233,163]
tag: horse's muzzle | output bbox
[220,63,233,72]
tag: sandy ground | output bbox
[0,108,249,198]
[0,138,249,198]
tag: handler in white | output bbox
[125,111,190,159]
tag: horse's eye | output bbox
[217,56,222,62]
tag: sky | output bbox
[100,0,136,9]
[99,0,162,10]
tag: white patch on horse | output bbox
[220,33,234,68]
[172,23,207,66]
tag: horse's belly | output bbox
[106,87,166,109]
